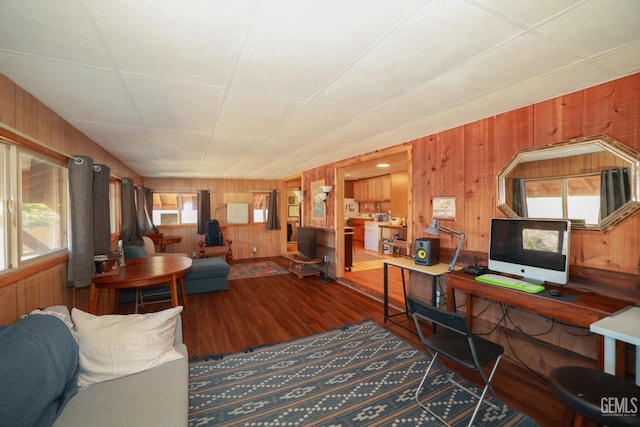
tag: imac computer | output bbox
[488,218,571,285]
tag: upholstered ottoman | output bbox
[119,257,230,306]
[184,257,230,294]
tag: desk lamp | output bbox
[318,185,332,282]
[424,219,465,271]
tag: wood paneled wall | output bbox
[143,177,283,260]
[409,74,640,282]
[0,73,142,321]
[1,71,639,328]
[339,74,639,377]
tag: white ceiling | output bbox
[0,0,638,179]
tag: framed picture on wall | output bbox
[432,196,456,220]
[288,196,295,204]
[311,179,325,220]
[288,205,299,217]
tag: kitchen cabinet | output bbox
[353,180,366,201]
[344,181,354,198]
[390,172,408,218]
[380,175,391,200]
[352,175,391,202]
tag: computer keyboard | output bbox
[475,273,545,294]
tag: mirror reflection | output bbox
[498,134,639,232]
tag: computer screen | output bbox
[488,218,571,284]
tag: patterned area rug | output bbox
[228,261,288,280]
[188,321,538,426]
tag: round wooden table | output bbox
[148,234,183,253]
[90,255,192,314]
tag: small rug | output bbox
[350,259,385,272]
[188,321,538,426]
[353,252,384,262]
[228,261,288,280]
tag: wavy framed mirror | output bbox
[497,134,640,232]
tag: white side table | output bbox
[590,305,640,386]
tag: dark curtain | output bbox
[67,155,95,288]
[266,189,280,230]
[120,179,143,246]
[512,178,528,217]
[136,186,156,235]
[600,167,631,219]
[145,188,158,234]
[92,164,111,256]
[197,190,211,234]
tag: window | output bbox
[0,144,7,270]
[152,192,197,225]
[19,151,68,261]
[525,175,600,225]
[109,180,120,236]
[253,192,269,223]
[0,142,68,271]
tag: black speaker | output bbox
[414,238,439,266]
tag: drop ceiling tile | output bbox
[66,121,150,150]
[362,117,451,146]
[227,153,281,175]
[215,91,304,137]
[123,74,225,131]
[0,52,139,125]
[470,0,582,27]
[0,0,638,179]
[318,0,524,108]
[208,130,269,153]
[0,0,111,67]
[314,110,422,147]
[85,0,255,85]
[149,159,204,175]
[534,0,640,57]
[589,40,640,75]
[409,31,582,111]
[429,61,616,126]
[148,130,209,160]
[231,0,427,98]
[271,102,369,141]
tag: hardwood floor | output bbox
[125,255,565,427]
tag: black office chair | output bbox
[407,295,505,427]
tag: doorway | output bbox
[334,147,411,281]
[281,178,302,253]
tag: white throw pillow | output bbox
[71,306,184,387]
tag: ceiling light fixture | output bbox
[377,163,390,168]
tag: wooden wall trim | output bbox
[0,253,68,288]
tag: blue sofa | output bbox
[0,306,188,427]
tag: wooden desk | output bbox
[591,305,640,385]
[383,257,451,334]
[90,255,192,314]
[148,234,182,253]
[447,270,632,372]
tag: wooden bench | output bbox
[281,253,322,279]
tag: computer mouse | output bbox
[549,289,561,297]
